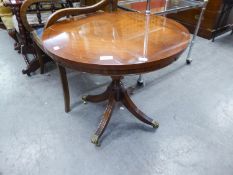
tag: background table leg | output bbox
[186,1,208,64]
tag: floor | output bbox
[0,29,233,175]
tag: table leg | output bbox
[122,89,159,128]
[58,65,70,113]
[82,86,110,103]
[84,76,159,146]
[91,95,116,146]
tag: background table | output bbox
[42,11,190,145]
[118,0,205,15]
[118,0,207,86]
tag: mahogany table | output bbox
[42,11,190,145]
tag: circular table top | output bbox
[42,11,190,75]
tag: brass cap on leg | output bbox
[82,95,87,104]
[152,120,159,128]
[91,134,100,146]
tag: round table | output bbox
[42,11,190,145]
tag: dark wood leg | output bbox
[121,88,159,128]
[82,86,110,103]
[58,65,70,113]
[22,45,39,76]
[22,58,50,76]
[84,76,159,145]
[91,95,115,146]
[22,58,40,76]
[21,45,51,76]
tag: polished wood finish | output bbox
[168,0,233,39]
[43,12,190,75]
[42,11,190,145]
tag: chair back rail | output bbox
[20,0,76,32]
[45,0,110,29]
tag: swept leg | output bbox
[82,86,110,103]
[91,95,115,146]
[58,65,70,113]
[121,89,159,128]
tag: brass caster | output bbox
[152,120,159,128]
[82,95,87,104]
[91,134,100,146]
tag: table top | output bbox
[118,0,205,15]
[42,11,190,75]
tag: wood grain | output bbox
[42,11,190,76]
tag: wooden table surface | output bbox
[42,11,190,145]
[42,11,190,76]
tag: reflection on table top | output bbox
[118,0,205,15]
[42,11,190,75]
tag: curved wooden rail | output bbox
[20,0,61,32]
[45,0,110,28]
